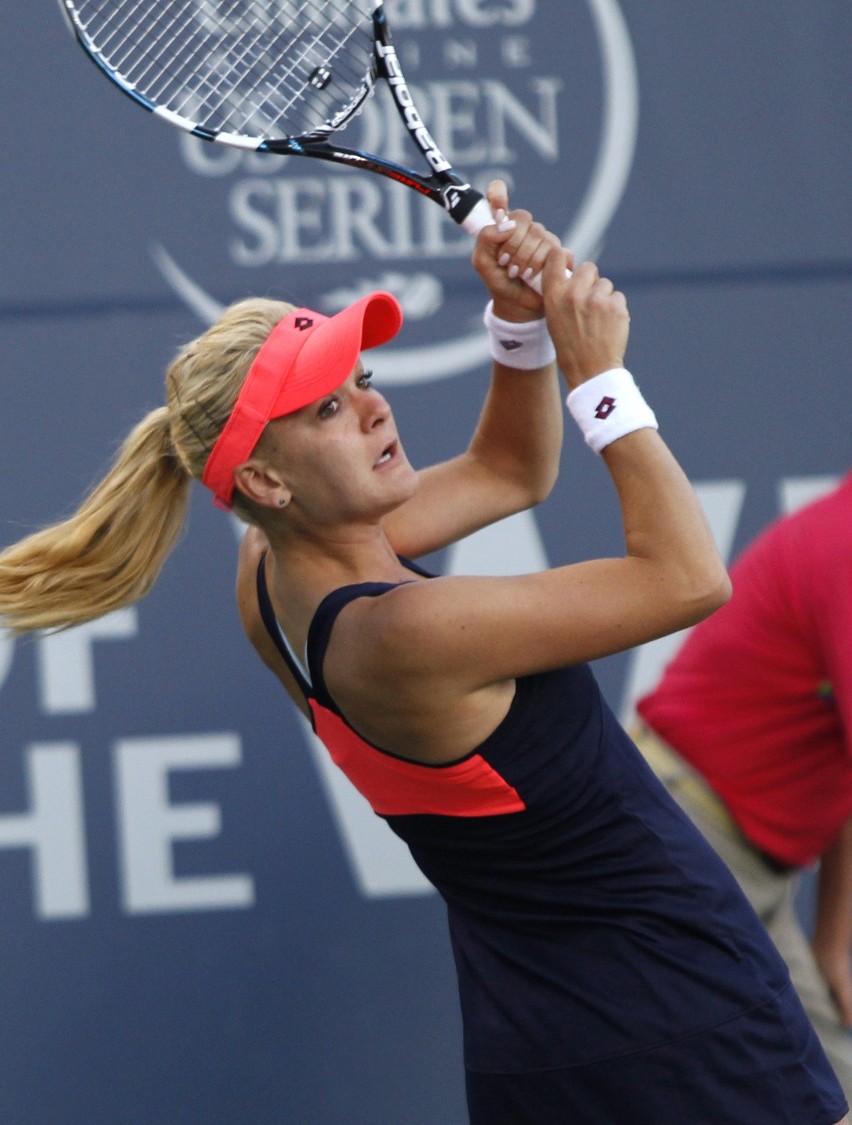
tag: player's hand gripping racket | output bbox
[58,0,565,291]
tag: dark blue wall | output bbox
[1,3,849,1121]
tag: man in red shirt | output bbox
[634,473,852,1098]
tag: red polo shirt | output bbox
[638,474,852,867]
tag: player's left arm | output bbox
[383,183,566,558]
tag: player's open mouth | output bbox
[374,441,397,468]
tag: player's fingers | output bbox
[593,275,615,297]
[499,219,558,278]
[473,212,517,261]
[486,178,510,218]
[612,289,629,316]
[562,259,599,295]
[493,209,534,268]
[504,208,534,236]
[541,244,575,290]
[514,228,562,285]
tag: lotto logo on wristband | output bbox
[595,396,617,419]
[483,302,557,370]
[567,369,658,454]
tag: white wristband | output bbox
[483,301,557,370]
[566,368,658,453]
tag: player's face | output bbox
[264,362,419,526]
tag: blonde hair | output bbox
[0,297,294,634]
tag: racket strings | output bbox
[66,0,375,140]
[172,5,339,134]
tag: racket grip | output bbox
[460,198,571,293]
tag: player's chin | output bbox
[377,459,420,508]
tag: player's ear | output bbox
[233,459,291,510]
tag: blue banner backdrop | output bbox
[0,2,849,1122]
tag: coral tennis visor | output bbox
[202,291,403,508]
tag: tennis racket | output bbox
[56,0,538,262]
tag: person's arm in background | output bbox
[813,816,852,1027]
[807,479,852,1026]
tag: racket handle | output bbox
[460,198,571,294]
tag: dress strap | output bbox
[307,556,431,712]
[255,555,313,700]
[307,582,401,713]
[255,552,432,709]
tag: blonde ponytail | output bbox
[0,408,189,634]
[0,296,294,634]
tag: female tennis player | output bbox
[0,183,847,1124]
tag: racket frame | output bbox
[58,0,493,233]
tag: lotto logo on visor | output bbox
[201,291,403,509]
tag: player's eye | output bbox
[357,369,374,390]
[317,396,339,420]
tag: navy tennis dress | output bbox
[257,558,847,1125]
